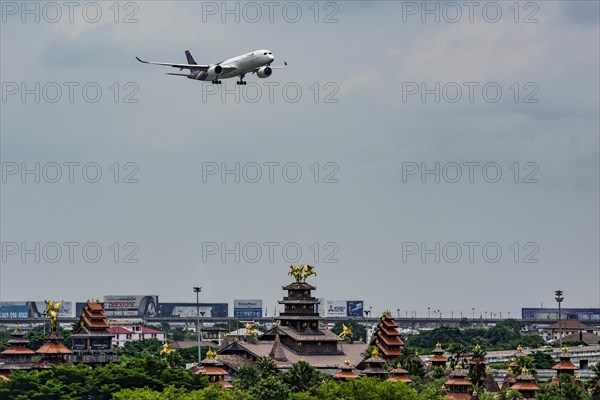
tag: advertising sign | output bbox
[234,299,263,318]
[346,301,364,317]
[103,295,158,317]
[0,303,29,318]
[0,301,73,318]
[158,303,228,318]
[326,300,347,317]
[522,308,600,321]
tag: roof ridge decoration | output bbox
[289,265,317,283]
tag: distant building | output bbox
[522,308,600,322]
[108,325,166,347]
[541,320,598,342]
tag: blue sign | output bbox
[347,301,364,317]
[234,308,262,318]
[0,304,29,319]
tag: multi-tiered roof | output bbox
[0,326,36,374]
[261,266,343,355]
[369,312,404,359]
[68,300,117,364]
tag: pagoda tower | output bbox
[358,348,389,380]
[69,299,117,364]
[195,348,233,389]
[0,325,36,378]
[444,364,473,400]
[430,342,448,368]
[368,312,404,359]
[260,265,343,355]
[550,346,578,384]
[36,300,72,365]
[333,359,360,380]
[511,368,540,399]
[388,366,413,384]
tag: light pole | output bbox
[428,307,431,318]
[555,290,564,347]
[193,287,202,364]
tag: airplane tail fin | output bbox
[185,50,197,65]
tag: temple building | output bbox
[368,312,404,359]
[550,346,579,384]
[357,348,388,380]
[35,300,71,365]
[36,331,72,365]
[333,359,360,380]
[510,368,540,399]
[68,300,117,364]
[388,366,412,384]
[217,266,367,374]
[430,342,448,369]
[0,325,36,379]
[443,365,473,400]
[193,348,233,389]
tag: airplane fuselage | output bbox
[210,49,274,79]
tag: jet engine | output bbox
[257,66,272,78]
[205,65,223,80]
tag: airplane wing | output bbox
[135,57,236,73]
[269,62,288,69]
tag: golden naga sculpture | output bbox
[339,323,353,340]
[289,265,317,283]
[44,300,63,332]
[160,343,175,356]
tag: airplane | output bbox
[135,49,287,85]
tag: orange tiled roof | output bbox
[552,360,578,370]
[198,365,229,376]
[334,370,360,379]
[446,377,472,386]
[511,381,540,391]
[36,342,72,355]
[1,346,35,355]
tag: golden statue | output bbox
[301,265,317,281]
[339,323,353,340]
[245,323,258,339]
[289,265,304,282]
[44,300,63,332]
[160,343,175,356]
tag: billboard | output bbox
[158,303,228,318]
[326,300,347,317]
[103,295,158,317]
[0,301,73,318]
[234,299,262,318]
[522,308,600,321]
[346,301,364,317]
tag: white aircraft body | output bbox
[136,49,287,85]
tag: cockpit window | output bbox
[263,52,267,55]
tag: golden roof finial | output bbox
[435,342,442,350]
[344,358,351,367]
[474,344,481,351]
[371,347,380,359]
[455,364,463,371]
[521,367,529,375]
[206,348,217,360]
[517,344,523,353]
[562,345,569,354]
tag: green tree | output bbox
[283,360,326,392]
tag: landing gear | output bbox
[236,74,247,85]
[211,80,222,84]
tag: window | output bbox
[264,52,267,55]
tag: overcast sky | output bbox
[1,1,598,318]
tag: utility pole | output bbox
[555,290,564,347]
[193,287,202,364]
